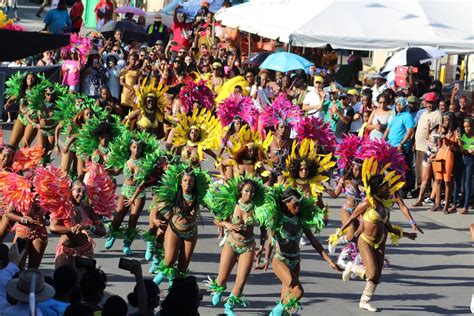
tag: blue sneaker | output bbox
[105,236,116,249]
[212,292,222,306]
[224,301,237,316]
[123,239,133,255]
[269,301,285,316]
[145,241,154,261]
[149,256,160,273]
[153,272,164,285]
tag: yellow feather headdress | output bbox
[135,78,169,122]
[361,157,405,208]
[172,108,222,161]
[230,125,273,156]
[283,139,335,196]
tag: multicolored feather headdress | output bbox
[179,79,215,114]
[12,146,45,173]
[83,162,117,218]
[216,94,258,128]
[335,134,363,171]
[60,33,92,63]
[259,94,302,129]
[294,116,337,153]
[229,125,273,156]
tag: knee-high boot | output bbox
[359,280,377,312]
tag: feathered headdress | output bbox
[33,164,72,220]
[259,94,302,129]
[294,116,337,153]
[361,157,405,208]
[61,33,92,63]
[26,79,68,113]
[205,176,266,222]
[134,78,169,122]
[134,147,168,186]
[172,108,222,161]
[12,146,45,173]
[258,185,325,232]
[156,163,211,213]
[179,79,215,114]
[0,11,24,31]
[4,72,24,99]
[357,138,408,180]
[335,134,363,170]
[229,125,273,157]
[83,162,117,218]
[216,94,257,128]
[215,75,250,103]
[0,172,35,214]
[283,139,335,197]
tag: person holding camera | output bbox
[50,180,106,268]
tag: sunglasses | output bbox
[314,81,323,84]
[45,93,53,96]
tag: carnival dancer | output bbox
[124,79,169,139]
[153,163,211,286]
[171,108,221,167]
[0,145,16,243]
[105,131,158,255]
[4,72,40,148]
[335,158,417,312]
[255,187,341,316]
[259,94,302,184]
[205,177,266,315]
[216,94,258,181]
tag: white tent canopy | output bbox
[215,0,474,53]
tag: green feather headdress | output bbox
[25,78,67,113]
[205,176,266,222]
[134,147,168,186]
[4,72,24,99]
[156,163,211,210]
[259,185,325,232]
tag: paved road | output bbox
[1,123,473,315]
[2,3,474,313]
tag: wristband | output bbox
[409,219,416,225]
[21,217,28,224]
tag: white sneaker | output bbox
[6,119,11,123]
[300,236,309,246]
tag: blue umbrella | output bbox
[259,52,313,73]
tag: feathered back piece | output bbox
[156,163,211,211]
[205,176,266,222]
[215,75,250,103]
[361,157,405,208]
[83,162,117,218]
[4,72,23,99]
[134,147,168,186]
[230,125,273,156]
[135,78,169,122]
[258,185,325,232]
[260,94,302,129]
[283,139,335,196]
[179,79,215,114]
[0,172,34,214]
[335,134,363,170]
[61,33,92,63]
[217,94,257,128]
[357,138,407,180]
[33,164,72,220]
[106,130,159,170]
[172,108,221,161]
[294,116,336,153]
[12,145,45,173]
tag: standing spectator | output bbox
[94,0,113,29]
[38,265,77,316]
[105,54,122,99]
[37,51,56,66]
[458,118,474,214]
[170,8,193,58]
[120,52,141,109]
[70,0,84,34]
[385,97,416,193]
[302,76,326,118]
[80,268,107,313]
[332,93,355,141]
[43,0,71,35]
[335,54,363,88]
[36,0,51,18]
[371,73,387,106]
[80,51,107,98]
[147,14,170,47]
[414,92,442,195]
[366,94,392,140]
[4,0,19,21]
[348,89,363,135]
[62,49,82,93]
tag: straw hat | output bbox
[6,269,55,303]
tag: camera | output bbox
[75,257,97,270]
[118,257,134,271]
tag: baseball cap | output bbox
[347,89,359,96]
[407,95,419,104]
[155,40,164,45]
[313,76,324,84]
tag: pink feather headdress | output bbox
[33,164,72,220]
[83,162,117,218]
[294,116,337,153]
[61,33,92,63]
[259,94,302,129]
[217,94,258,129]
[0,171,34,215]
[357,138,408,179]
[179,79,215,114]
[335,134,364,170]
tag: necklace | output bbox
[183,193,193,201]
[238,200,254,212]
[296,179,308,185]
[99,145,109,154]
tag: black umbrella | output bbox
[0,30,70,62]
[248,52,272,67]
[99,21,147,43]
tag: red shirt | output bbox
[70,1,84,31]
[171,21,193,52]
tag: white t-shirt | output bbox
[303,90,323,118]
[414,109,442,152]
[349,102,363,133]
[251,85,273,112]
[51,0,59,9]
[372,83,387,104]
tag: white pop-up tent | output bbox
[215,0,474,53]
